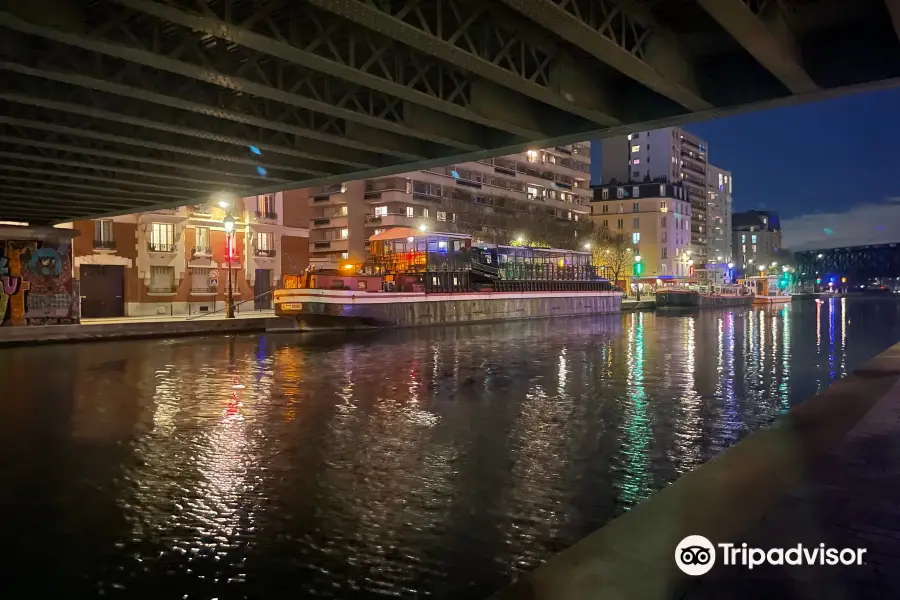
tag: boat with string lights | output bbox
[274,228,622,328]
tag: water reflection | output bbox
[2,300,900,600]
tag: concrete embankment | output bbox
[622,299,656,311]
[0,315,303,347]
[490,341,900,600]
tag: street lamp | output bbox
[223,213,236,319]
[418,224,428,232]
[584,243,591,250]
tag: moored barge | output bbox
[275,229,622,328]
[655,289,754,309]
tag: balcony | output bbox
[365,213,416,228]
[312,215,348,229]
[310,239,349,253]
[191,286,217,295]
[254,248,277,258]
[191,246,212,257]
[255,210,278,222]
[148,285,176,294]
[148,242,175,253]
[190,205,212,217]
[93,239,116,251]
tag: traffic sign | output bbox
[209,269,220,279]
[210,278,219,287]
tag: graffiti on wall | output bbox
[0,239,77,327]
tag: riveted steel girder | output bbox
[697,0,819,94]
[0,9,477,155]
[0,165,216,195]
[0,151,254,190]
[113,0,545,142]
[0,113,335,178]
[499,0,711,111]
[307,0,621,128]
[0,60,416,164]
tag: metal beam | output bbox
[0,165,216,195]
[0,61,414,163]
[307,0,621,128]
[0,151,253,189]
[112,0,542,143]
[499,0,712,111]
[697,0,819,94]
[0,194,138,212]
[0,177,195,202]
[0,185,162,206]
[0,115,334,178]
[0,135,282,185]
[0,91,371,170]
[0,11,467,154]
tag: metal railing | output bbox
[148,286,176,293]
[148,242,175,252]
[192,246,211,256]
[185,288,275,320]
[255,248,276,257]
[94,239,116,250]
[256,211,278,220]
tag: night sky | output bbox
[590,86,900,250]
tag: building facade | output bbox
[66,190,310,318]
[706,164,733,264]
[599,127,710,262]
[307,143,594,270]
[732,211,782,275]
[590,182,694,278]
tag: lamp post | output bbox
[223,212,236,319]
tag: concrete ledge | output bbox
[490,341,900,600]
[0,316,302,347]
[622,300,656,311]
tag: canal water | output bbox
[2,298,900,599]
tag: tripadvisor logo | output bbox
[675,536,867,576]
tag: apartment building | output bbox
[732,210,782,274]
[66,190,310,318]
[590,182,694,278]
[599,127,710,262]
[707,164,734,264]
[307,143,593,269]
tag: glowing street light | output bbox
[418,224,428,232]
[634,255,642,262]
[223,213,236,319]
[584,243,591,250]
[817,253,824,259]
[516,235,524,244]
[727,262,734,269]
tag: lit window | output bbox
[751,235,757,243]
[616,188,624,199]
[340,228,349,240]
[341,252,349,259]
[632,232,640,244]
[633,159,640,165]
[752,244,757,253]
[660,201,667,212]
[660,184,666,196]
[437,211,447,221]
[375,205,387,216]
[601,189,609,200]
[741,234,746,242]
[526,149,539,162]
[632,187,639,197]
[631,145,640,153]
[423,208,429,218]
[406,206,414,217]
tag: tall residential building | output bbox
[590,181,694,279]
[65,190,310,318]
[307,144,593,269]
[706,164,733,264]
[599,127,710,261]
[732,210,782,274]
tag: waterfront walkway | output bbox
[684,362,900,599]
[491,341,900,600]
[0,310,300,347]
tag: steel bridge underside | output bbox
[2,0,900,223]
[796,244,900,282]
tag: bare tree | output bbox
[592,231,632,286]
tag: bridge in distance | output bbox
[1,0,900,224]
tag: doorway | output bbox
[254,269,273,309]
[80,265,125,318]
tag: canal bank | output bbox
[490,340,900,600]
[0,312,303,347]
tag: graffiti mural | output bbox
[0,238,78,327]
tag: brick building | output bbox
[65,190,309,318]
